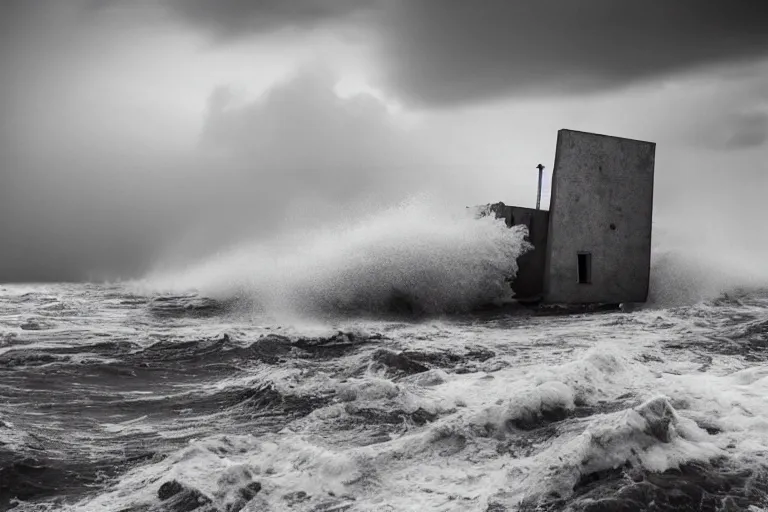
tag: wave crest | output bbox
[142,199,532,316]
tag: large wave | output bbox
[141,199,532,316]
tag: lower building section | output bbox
[485,202,549,300]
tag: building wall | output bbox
[487,202,549,299]
[543,129,655,304]
[509,206,549,299]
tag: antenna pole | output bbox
[536,164,545,210]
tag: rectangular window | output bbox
[577,253,592,284]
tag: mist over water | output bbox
[142,199,532,316]
[648,219,768,307]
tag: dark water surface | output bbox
[2,284,768,511]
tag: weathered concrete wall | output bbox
[544,129,655,304]
[487,202,549,299]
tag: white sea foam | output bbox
[68,331,755,512]
[140,198,532,316]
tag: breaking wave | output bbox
[141,199,532,316]
[138,198,768,317]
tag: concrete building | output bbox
[486,129,655,304]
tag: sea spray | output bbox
[142,198,533,315]
[648,221,768,307]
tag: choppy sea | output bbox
[3,282,768,511]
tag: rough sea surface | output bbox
[3,282,768,511]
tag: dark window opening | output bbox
[577,253,592,284]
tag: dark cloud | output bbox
[379,1,768,106]
[166,0,768,107]
[168,0,376,39]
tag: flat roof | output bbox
[559,128,656,147]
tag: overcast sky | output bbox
[1,0,767,282]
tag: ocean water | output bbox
[3,205,768,511]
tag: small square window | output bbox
[577,253,592,284]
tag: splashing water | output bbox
[142,199,532,316]
[7,213,768,510]
[648,220,768,307]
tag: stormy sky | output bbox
[2,0,768,282]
